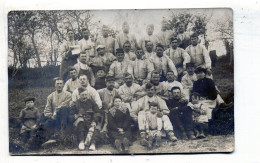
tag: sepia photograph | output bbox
[8,8,234,155]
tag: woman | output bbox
[60,29,79,81]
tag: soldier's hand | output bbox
[157,111,163,118]
[69,101,75,107]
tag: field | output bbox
[8,57,234,155]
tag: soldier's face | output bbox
[102,27,109,37]
[146,26,154,35]
[123,43,131,52]
[106,81,115,90]
[146,87,155,97]
[67,31,74,40]
[191,94,199,104]
[187,67,195,75]
[70,70,78,80]
[82,30,89,39]
[178,24,185,33]
[171,89,181,99]
[166,72,175,82]
[79,54,87,63]
[116,53,125,62]
[151,74,160,85]
[26,101,34,109]
[55,80,64,91]
[124,76,133,87]
[122,24,129,33]
[146,42,153,52]
[135,50,143,59]
[162,22,168,31]
[171,40,178,49]
[97,48,105,56]
[79,75,88,87]
[156,47,164,57]
[191,37,198,46]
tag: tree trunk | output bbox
[31,32,42,68]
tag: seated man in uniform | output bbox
[63,67,81,93]
[166,86,195,140]
[118,73,144,110]
[144,41,156,59]
[108,48,131,88]
[127,48,154,86]
[149,43,178,82]
[123,41,136,61]
[89,45,116,74]
[74,52,95,87]
[42,78,72,146]
[164,36,190,72]
[131,83,178,142]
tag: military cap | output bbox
[24,97,35,103]
[96,45,106,50]
[116,48,124,54]
[194,66,207,74]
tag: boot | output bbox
[187,130,196,140]
[140,132,148,146]
[78,140,85,150]
[122,137,130,152]
[181,131,188,140]
[197,131,206,139]
[115,139,123,152]
[155,136,161,148]
[167,131,178,142]
[147,136,153,150]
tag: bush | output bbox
[8,66,60,89]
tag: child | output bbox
[187,92,208,139]
[73,88,103,150]
[18,97,41,149]
[107,96,132,153]
[94,66,107,90]
[140,102,163,150]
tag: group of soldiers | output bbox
[18,20,232,153]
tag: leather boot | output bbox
[140,132,148,146]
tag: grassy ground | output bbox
[8,58,234,155]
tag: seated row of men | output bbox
[18,63,226,152]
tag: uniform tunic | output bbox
[78,38,95,58]
[60,40,79,81]
[89,52,116,73]
[124,51,136,61]
[44,91,72,118]
[132,95,173,131]
[139,35,159,53]
[156,30,174,50]
[108,60,131,82]
[74,62,95,87]
[96,37,115,54]
[185,44,211,69]
[164,47,191,68]
[118,83,143,103]
[63,78,81,93]
[127,58,154,84]
[149,54,178,77]
[115,33,138,53]
[72,85,102,109]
